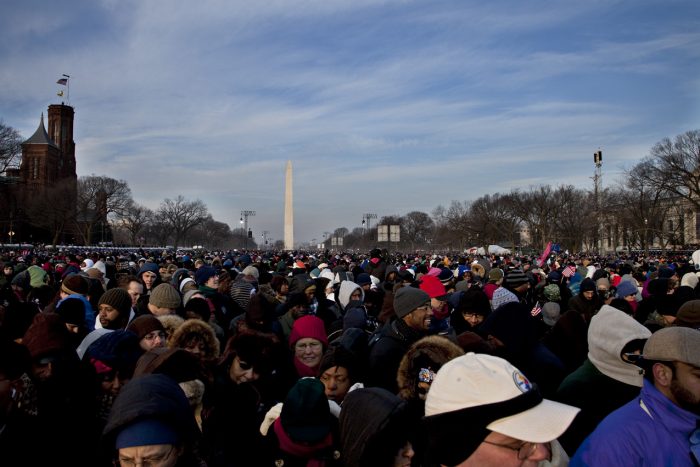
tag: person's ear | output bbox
[651,362,673,388]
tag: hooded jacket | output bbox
[571,380,700,467]
[555,305,651,453]
[587,305,650,387]
[338,281,364,311]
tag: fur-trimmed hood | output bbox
[396,335,464,401]
[169,318,220,361]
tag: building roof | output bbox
[23,113,59,148]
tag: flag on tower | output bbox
[57,78,68,85]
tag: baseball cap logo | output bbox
[512,371,532,392]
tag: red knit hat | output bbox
[289,315,328,349]
[419,275,450,300]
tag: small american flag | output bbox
[531,303,542,317]
[562,265,576,278]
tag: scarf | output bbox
[294,357,319,378]
[273,417,333,467]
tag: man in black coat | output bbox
[367,286,432,393]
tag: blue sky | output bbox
[1,0,699,245]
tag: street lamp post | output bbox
[362,213,377,232]
[240,210,256,250]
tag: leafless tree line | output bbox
[328,130,700,253]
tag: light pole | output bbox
[262,230,270,249]
[240,210,256,249]
[362,213,377,232]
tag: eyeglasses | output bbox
[295,341,322,352]
[482,440,539,460]
[143,331,166,341]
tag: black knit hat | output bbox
[580,278,596,293]
[98,288,132,315]
[55,297,87,327]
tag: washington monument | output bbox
[284,160,294,250]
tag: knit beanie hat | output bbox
[580,278,596,293]
[138,262,160,278]
[543,284,561,302]
[289,315,328,348]
[280,378,332,443]
[55,297,87,327]
[393,286,431,319]
[61,273,90,296]
[98,288,132,315]
[675,300,700,329]
[22,313,72,360]
[491,287,519,310]
[85,330,143,376]
[419,275,450,300]
[127,315,165,340]
[242,265,259,280]
[615,280,638,299]
[355,273,372,287]
[505,268,528,288]
[149,283,181,309]
[195,266,218,285]
[488,268,504,283]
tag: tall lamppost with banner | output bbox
[240,210,256,249]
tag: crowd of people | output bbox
[0,246,698,466]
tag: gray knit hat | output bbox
[149,283,181,309]
[393,286,431,319]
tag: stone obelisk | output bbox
[284,161,294,250]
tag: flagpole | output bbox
[63,74,70,105]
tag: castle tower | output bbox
[47,104,76,180]
[19,113,62,190]
[284,160,294,250]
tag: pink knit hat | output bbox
[289,315,328,348]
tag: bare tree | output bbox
[190,216,234,249]
[468,193,521,248]
[551,185,591,252]
[0,121,22,174]
[616,161,674,253]
[402,211,434,250]
[439,201,473,250]
[76,175,133,244]
[157,195,209,248]
[635,129,700,210]
[116,202,153,246]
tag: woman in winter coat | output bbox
[201,330,283,467]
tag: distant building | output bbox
[1,103,78,244]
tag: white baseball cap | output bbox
[425,353,579,443]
